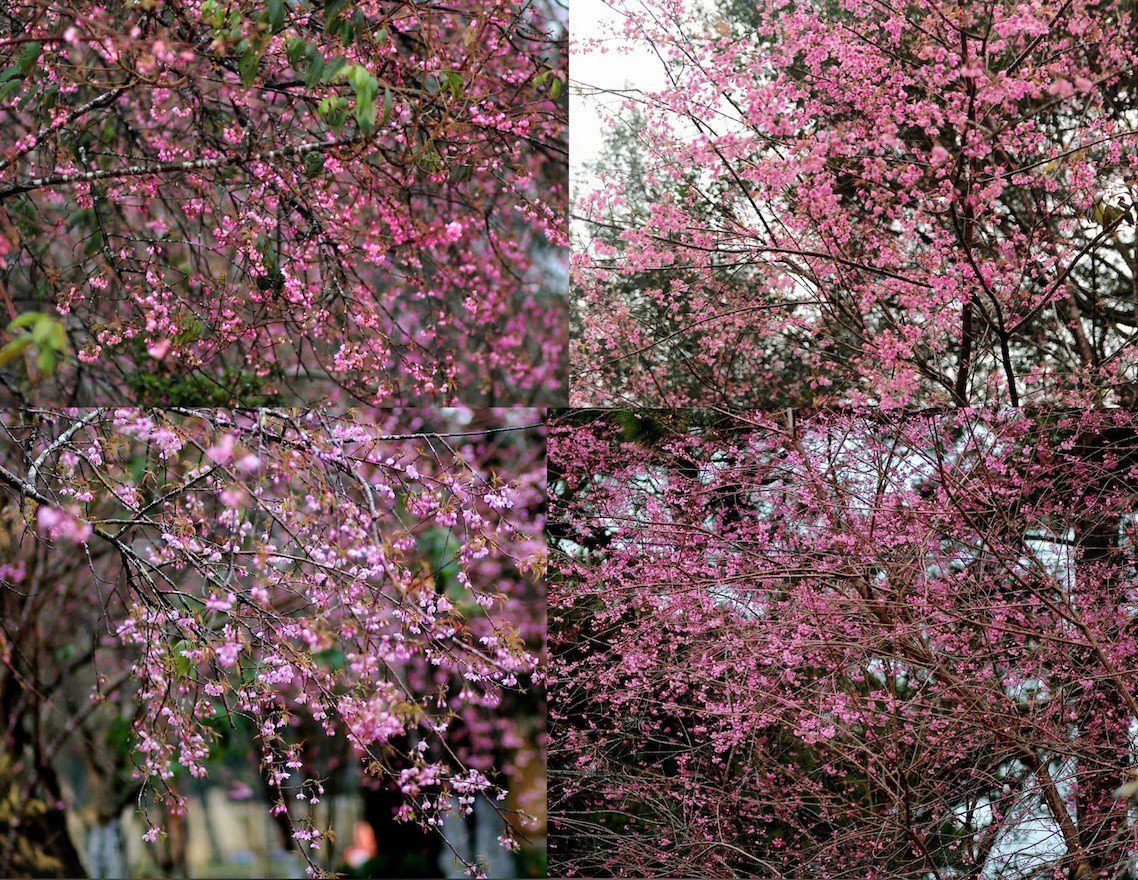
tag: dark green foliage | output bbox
[128,367,283,407]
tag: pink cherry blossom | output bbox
[572,0,1138,407]
[551,409,1138,878]
[0,0,567,406]
[36,504,92,544]
[1,408,546,877]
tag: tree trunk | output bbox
[0,765,87,879]
[0,677,86,877]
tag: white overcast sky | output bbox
[569,0,668,199]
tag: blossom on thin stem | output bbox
[1,408,546,877]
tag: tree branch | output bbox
[0,135,365,202]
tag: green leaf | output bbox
[345,64,379,130]
[303,46,325,88]
[31,318,54,347]
[48,320,68,354]
[239,46,261,87]
[442,70,463,100]
[17,42,42,77]
[286,36,308,67]
[201,0,223,26]
[321,55,349,83]
[345,63,369,91]
[267,0,285,33]
[35,346,57,377]
[324,0,349,32]
[304,152,326,178]
[172,639,194,677]
[8,311,45,331]
[345,8,366,46]
[318,95,348,129]
[381,87,393,126]
[356,91,376,131]
[0,336,32,367]
[338,18,355,46]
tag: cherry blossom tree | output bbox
[550,408,1138,878]
[0,407,546,878]
[0,0,567,406]
[571,0,1137,407]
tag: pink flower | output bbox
[36,505,93,544]
[216,640,241,666]
[207,435,235,465]
[219,488,245,509]
[236,453,262,473]
[147,339,171,361]
[484,488,513,510]
[37,505,64,533]
[228,780,254,800]
[205,593,235,613]
[1048,78,1076,98]
[0,561,26,583]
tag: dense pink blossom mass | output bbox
[0,0,567,405]
[571,0,1137,407]
[0,408,545,877]
[550,409,1138,878]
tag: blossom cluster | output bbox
[550,409,1138,878]
[1,407,546,877]
[572,0,1138,406]
[1,0,567,405]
